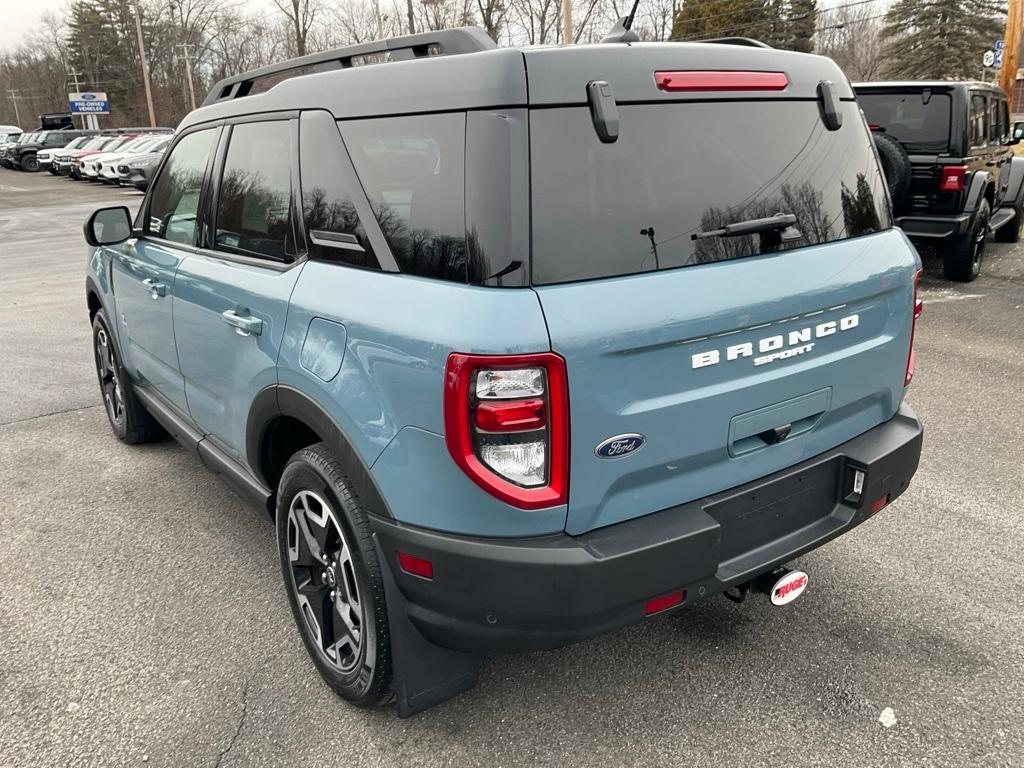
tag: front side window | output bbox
[145,129,217,246]
[340,113,467,282]
[214,120,294,262]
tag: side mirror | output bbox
[1012,122,1024,145]
[84,206,133,247]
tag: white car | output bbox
[83,135,165,181]
[100,135,172,184]
[39,136,93,173]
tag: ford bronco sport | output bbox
[84,28,924,716]
[856,81,1024,281]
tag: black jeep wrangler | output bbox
[855,81,1024,281]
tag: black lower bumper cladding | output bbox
[372,403,923,715]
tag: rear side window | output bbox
[969,94,988,147]
[299,112,379,270]
[530,101,891,285]
[215,121,295,262]
[146,128,217,245]
[340,113,467,282]
[859,91,952,153]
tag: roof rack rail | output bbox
[700,37,773,49]
[201,26,496,107]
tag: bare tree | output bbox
[271,0,323,56]
[816,1,886,81]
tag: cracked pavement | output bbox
[1,172,1023,767]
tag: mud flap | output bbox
[373,534,481,717]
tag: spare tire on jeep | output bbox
[873,133,912,207]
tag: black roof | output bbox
[180,27,852,130]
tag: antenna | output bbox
[601,0,642,43]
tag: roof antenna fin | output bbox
[601,0,642,43]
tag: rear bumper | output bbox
[372,403,923,655]
[897,213,970,239]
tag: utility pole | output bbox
[1000,0,1023,112]
[6,89,20,127]
[68,71,85,129]
[562,0,573,44]
[175,43,197,111]
[132,0,157,127]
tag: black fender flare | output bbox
[1000,156,1024,208]
[964,170,994,213]
[246,385,393,519]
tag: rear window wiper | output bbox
[691,212,802,243]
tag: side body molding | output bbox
[246,385,393,519]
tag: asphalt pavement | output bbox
[0,171,1022,767]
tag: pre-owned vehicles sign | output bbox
[69,92,110,114]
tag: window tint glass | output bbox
[531,102,891,285]
[299,113,379,269]
[215,121,294,262]
[858,91,951,153]
[1000,100,1010,142]
[340,113,467,282]
[989,98,1002,142]
[970,94,988,146]
[146,129,216,245]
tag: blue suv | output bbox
[84,28,924,716]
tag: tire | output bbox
[276,443,392,708]
[91,309,164,444]
[873,133,912,207]
[943,198,989,282]
[994,197,1023,242]
[20,154,39,172]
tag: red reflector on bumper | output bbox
[645,590,685,615]
[655,70,789,92]
[869,494,891,514]
[397,551,434,580]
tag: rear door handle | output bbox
[221,309,263,337]
[141,278,166,298]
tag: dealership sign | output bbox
[68,92,110,114]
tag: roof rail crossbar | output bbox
[201,26,496,107]
[700,37,773,49]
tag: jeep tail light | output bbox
[444,352,568,509]
[939,165,967,192]
[905,268,923,387]
[655,70,788,92]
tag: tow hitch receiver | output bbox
[752,567,809,606]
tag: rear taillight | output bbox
[939,165,967,192]
[444,352,568,509]
[654,70,789,92]
[905,268,923,387]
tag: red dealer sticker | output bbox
[770,571,809,606]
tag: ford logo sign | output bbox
[595,433,645,459]
[81,93,97,100]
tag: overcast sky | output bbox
[0,0,275,52]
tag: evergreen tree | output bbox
[786,0,817,52]
[671,0,776,42]
[881,0,1005,79]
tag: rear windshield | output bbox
[530,101,890,285]
[858,91,952,153]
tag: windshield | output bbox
[64,137,88,150]
[530,101,891,284]
[858,91,952,153]
[105,137,134,152]
[83,138,109,150]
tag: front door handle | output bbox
[141,278,166,298]
[222,309,263,337]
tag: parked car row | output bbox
[0,127,173,191]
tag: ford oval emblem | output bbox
[595,433,645,459]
